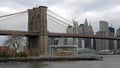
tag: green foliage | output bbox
[16,52,28,57]
[0,52,10,58]
[0,51,28,58]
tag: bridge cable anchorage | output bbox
[47,9,73,24]
[0,11,27,18]
[48,18,67,27]
[47,14,72,26]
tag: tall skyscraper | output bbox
[88,24,94,35]
[78,19,94,49]
[96,31,109,50]
[84,19,89,33]
[93,39,96,50]
[100,21,109,32]
[66,25,73,33]
[96,20,109,51]
[78,24,84,48]
[66,25,73,45]
[78,24,84,34]
[116,27,120,49]
[108,27,115,34]
[108,27,115,50]
[84,19,94,49]
[66,19,94,49]
[73,20,79,45]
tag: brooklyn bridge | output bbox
[0,6,119,56]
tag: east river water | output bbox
[0,55,120,68]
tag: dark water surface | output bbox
[0,55,120,68]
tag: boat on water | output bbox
[97,50,113,55]
[78,48,97,55]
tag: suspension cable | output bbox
[48,17,67,27]
[0,11,27,18]
[47,14,72,26]
[47,9,73,24]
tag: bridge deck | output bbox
[0,30,119,40]
[48,33,120,40]
[0,30,39,36]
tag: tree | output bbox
[3,35,26,57]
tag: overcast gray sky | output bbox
[0,0,120,33]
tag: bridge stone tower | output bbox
[28,6,48,56]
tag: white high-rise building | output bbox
[100,21,108,32]
[96,20,109,51]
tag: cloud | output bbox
[50,0,120,32]
[0,0,120,33]
[0,6,19,16]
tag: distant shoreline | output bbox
[0,55,103,62]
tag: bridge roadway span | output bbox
[0,30,119,40]
[0,30,38,36]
